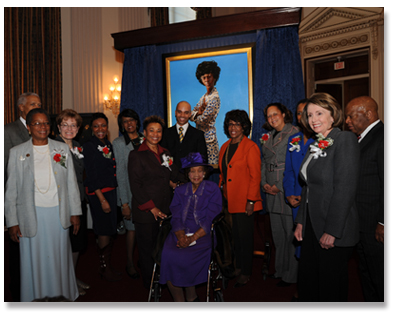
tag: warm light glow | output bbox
[103,75,121,117]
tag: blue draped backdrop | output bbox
[120,25,304,150]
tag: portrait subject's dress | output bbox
[191,87,220,165]
[159,181,222,287]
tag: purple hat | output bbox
[181,152,212,171]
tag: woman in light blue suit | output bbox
[5,108,82,302]
[112,109,143,279]
[294,93,360,301]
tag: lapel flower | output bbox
[97,145,112,159]
[161,154,173,171]
[70,146,84,159]
[289,135,302,152]
[139,136,145,144]
[310,133,334,159]
[260,133,270,145]
[52,149,67,168]
[19,156,26,161]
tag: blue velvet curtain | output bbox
[120,45,162,122]
[120,25,304,144]
[251,26,305,146]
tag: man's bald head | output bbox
[175,101,192,126]
[345,96,379,135]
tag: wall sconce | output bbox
[103,76,121,117]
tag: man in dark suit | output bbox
[5,92,42,182]
[4,92,41,301]
[161,101,207,170]
[345,96,384,302]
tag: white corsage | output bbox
[289,135,302,152]
[70,146,84,159]
[161,154,173,171]
[97,145,112,159]
[52,149,68,168]
[19,156,25,161]
[310,133,334,159]
[139,136,145,144]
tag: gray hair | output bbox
[17,92,40,109]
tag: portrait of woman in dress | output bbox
[190,60,221,165]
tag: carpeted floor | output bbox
[3,213,364,302]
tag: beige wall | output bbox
[61,7,149,141]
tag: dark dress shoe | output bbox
[126,267,140,279]
[276,280,292,287]
[234,281,248,288]
[291,296,299,302]
[234,275,250,288]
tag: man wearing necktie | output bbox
[345,96,384,302]
[4,92,42,301]
[160,101,207,170]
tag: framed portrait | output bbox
[165,45,254,148]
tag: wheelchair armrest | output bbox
[212,212,225,227]
[159,214,172,227]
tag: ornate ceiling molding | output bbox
[299,8,383,59]
[304,33,369,56]
[301,8,364,34]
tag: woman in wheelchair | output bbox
[159,152,222,302]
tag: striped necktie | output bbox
[179,127,184,143]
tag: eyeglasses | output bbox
[30,122,50,127]
[228,122,242,128]
[60,123,78,129]
[122,118,136,124]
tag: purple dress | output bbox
[159,180,222,287]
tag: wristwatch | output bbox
[248,201,255,205]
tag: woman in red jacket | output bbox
[219,109,263,287]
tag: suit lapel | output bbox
[263,131,276,155]
[301,128,340,181]
[228,137,248,164]
[23,140,35,176]
[16,119,30,142]
[359,121,383,150]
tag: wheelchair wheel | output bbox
[153,282,161,302]
[214,290,224,302]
